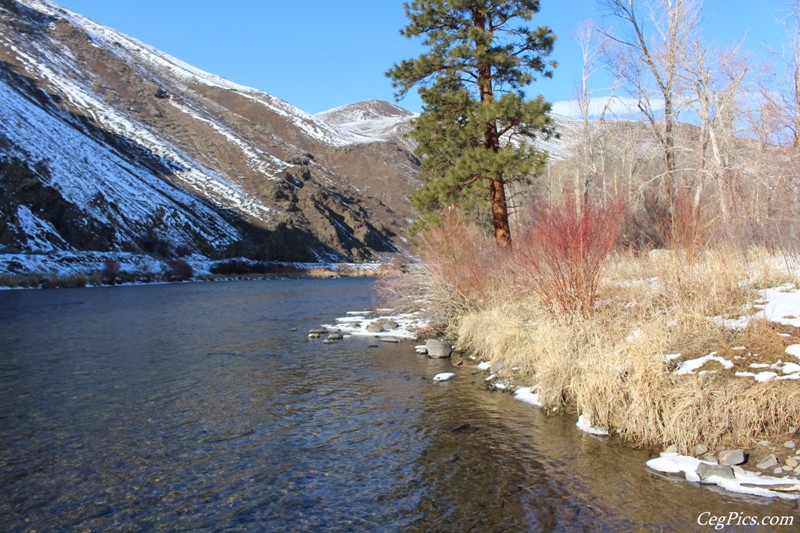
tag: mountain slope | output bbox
[0,0,420,264]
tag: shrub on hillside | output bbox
[102,259,122,285]
[140,228,173,258]
[514,197,626,316]
[165,258,194,281]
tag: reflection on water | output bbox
[0,279,797,531]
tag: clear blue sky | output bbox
[54,0,788,115]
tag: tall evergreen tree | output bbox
[388,0,556,247]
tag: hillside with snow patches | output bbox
[0,0,420,274]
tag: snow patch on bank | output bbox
[322,309,428,341]
[647,453,800,500]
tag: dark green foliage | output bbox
[387,0,556,244]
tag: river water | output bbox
[0,278,797,531]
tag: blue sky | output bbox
[55,0,789,115]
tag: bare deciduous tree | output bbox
[601,0,700,219]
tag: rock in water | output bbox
[426,339,452,358]
[718,449,746,466]
[382,320,399,329]
[366,322,384,333]
[433,372,455,382]
[696,462,735,482]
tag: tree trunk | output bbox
[473,6,512,248]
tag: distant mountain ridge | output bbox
[0,0,420,266]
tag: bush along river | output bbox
[0,278,797,531]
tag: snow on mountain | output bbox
[17,0,374,149]
[316,100,417,149]
[0,0,421,269]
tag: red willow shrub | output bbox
[514,197,627,315]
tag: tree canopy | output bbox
[387,0,556,246]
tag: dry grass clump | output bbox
[306,268,340,279]
[449,241,800,450]
[378,214,504,334]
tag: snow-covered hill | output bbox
[316,100,417,154]
[0,0,420,269]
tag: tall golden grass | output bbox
[385,212,800,451]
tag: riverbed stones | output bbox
[757,454,778,470]
[696,462,735,482]
[718,449,746,466]
[426,339,452,358]
[786,457,799,468]
[366,322,384,333]
[382,320,399,330]
[327,332,344,340]
[695,443,709,456]
[758,440,771,447]
[309,327,328,334]
[784,440,797,449]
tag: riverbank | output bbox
[378,236,800,500]
[0,251,403,289]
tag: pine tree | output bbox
[388,0,556,247]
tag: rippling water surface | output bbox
[1,279,797,531]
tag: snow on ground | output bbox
[513,386,543,407]
[673,352,734,375]
[759,286,800,328]
[647,453,800,500]
[576,414,610,436]
[666,283,800,382]
[321,309,428,341]
[0,251,169,280]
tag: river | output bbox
[0,278,797,531]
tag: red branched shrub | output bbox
[514,197,626,315]
[417,212,499,306]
